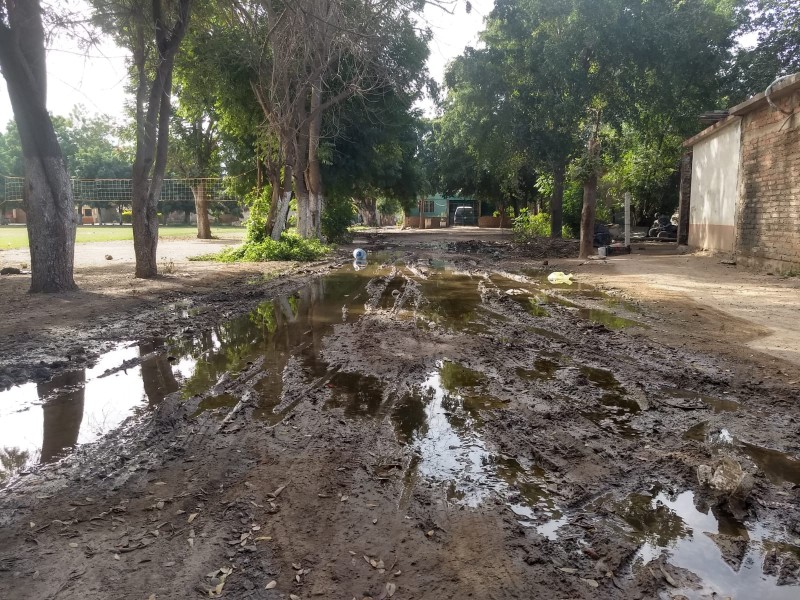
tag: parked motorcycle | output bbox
[648,213,678,239]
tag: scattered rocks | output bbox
[697,456,754,498]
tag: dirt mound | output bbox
[448,237,579,258]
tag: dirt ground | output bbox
[1,228,799,600]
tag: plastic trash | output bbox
[547,271,574,285]
[353,248,367,262]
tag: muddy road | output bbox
[1,241,799,600]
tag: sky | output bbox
[0,0,494,128]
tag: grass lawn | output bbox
[0,224,245,251]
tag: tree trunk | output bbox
[579,172,598,259]
[359,198,378,226]
[307,83,324,239]
[0,1,78,292]
[183,209,190,224]
[130,0,192,279]
[39,370,85,463]
[551,163,565,238]
[294,97,313,239]
[192,180,212,239]
[271,164,293,241]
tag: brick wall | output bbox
[735,89,800,271]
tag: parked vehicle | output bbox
[453,206,476,226]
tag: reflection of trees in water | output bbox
[392,390,431,443]
[139,340,180,405]
[169,272,371,402]
[0,447,32,484]
[616,492,689,547]
[39,370,86,463]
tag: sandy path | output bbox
[574,248,800,366]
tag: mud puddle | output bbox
[0,261,390,482]
[491,271,644,328]
[0,342,171,481]
[392,360,562,529]
[599,487,800,599]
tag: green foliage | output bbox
[242,187,272,245]
[513,208,580,242]
[513,209,575,240]
[210,233,330,263]
[513,209,550,239]
[322,197,356,244]
[431,0,739,240]
[730,1,800,102]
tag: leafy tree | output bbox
[731,0,800,101]
[0,0,78,292]
[439,0,738,255]
[230,0,430,241]
[170,7,225,239]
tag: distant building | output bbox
[683,72,800,271]
[404,194,509,228]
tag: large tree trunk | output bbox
[0,0,77,292]
[192,179,212,239]
[358,197,378,226]
[551,163,565,238]
[307,83,324,239]
[294,96,314,239]
[579,172,598,259]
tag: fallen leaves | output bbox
[205,566,233,598]
[267,485,286,499]
[363,555,385,573]
[187,513,199,524]
[265,580,277,589]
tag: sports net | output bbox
[3,176,244,206]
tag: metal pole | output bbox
[624,191,631,248]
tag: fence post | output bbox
[624,191,631,248]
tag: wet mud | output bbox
[1,247,799,599]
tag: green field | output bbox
[0,225,245,251]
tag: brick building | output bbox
[682,73,800,271]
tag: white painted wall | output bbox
[689,120,741,250]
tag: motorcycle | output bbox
[648,213,678,239]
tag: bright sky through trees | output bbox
[0,0,492,127]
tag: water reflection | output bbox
[173,267,380,421]
[139,340,180,404]
[391,362,561,528]
[39,371,85,463]
[0,342,165,482]
[603,488,800,599]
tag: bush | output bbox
[322,197,356,243]
[207,232,330,263]
[513,209,550,239]
[513,209,575,240]
[121,210,132,224]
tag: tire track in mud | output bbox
[1,252,799,599]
